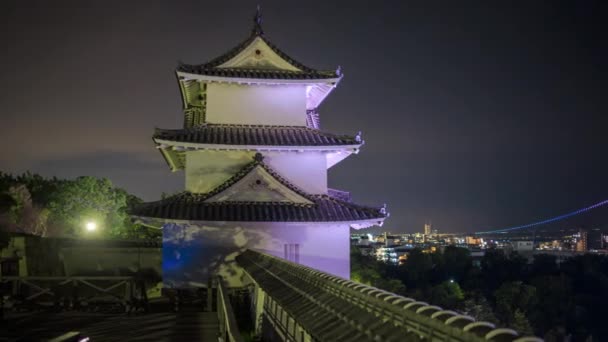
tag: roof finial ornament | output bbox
[355,131,362,143]
[336,65,342,77]
[380,204,387,215]
[254,152,265,162]
[252,5,264,35]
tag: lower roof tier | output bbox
[131,193,387,226]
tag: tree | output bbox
[403,248,433,288]
[14,171,63,206]
[0,184,49,236]
[481,249,527,295]
[429,280,465,310]
[377,278,407,296]
[463,294,498,324]
[529,274,574,337]
[0,192,16,216]
[441,246,472,282]
[351,247,383,286]
[480,249,509,293]
[512,309,534,336]
[494,281,537,326]
[47,176,139,238]
[530,254,558,277]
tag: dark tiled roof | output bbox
[327,188,352,203]
[177,65,339,80]
[154,125,361,147]
[131,193,386,223]
[176,29,339,80]
[132,153,386,222]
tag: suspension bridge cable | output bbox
[476,199,608,235]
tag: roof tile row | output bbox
[132,194,385,223]
[154,124,360,147]
[177,65,338,80]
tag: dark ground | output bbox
[1,302,219,342]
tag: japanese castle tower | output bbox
[133,10,387,287]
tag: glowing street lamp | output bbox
[85,221,97,232]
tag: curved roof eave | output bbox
[176,71,342,85]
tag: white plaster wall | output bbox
[206,83,307,126]
[263,152,327,194]
[186,150,254,193]
[162,222,351,288]
[186,150,327,194]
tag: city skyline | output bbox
[1,1,607,233]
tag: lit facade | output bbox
[575,229,588,252]
[424,222,432,235]
[133,11,387,287]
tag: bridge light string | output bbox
[476,199,608,235]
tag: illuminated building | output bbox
[576,229,588,252]
[466,236,482,246]
[375,246,398,264]
[384,232,399,246]
[424,222,432,235]
[132,11,387,287]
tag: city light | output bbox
[85,221,97,232]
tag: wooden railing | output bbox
[216,276,244,342]
[0,276,147,313]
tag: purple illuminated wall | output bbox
[162,222,350,288]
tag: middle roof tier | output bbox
[155,124,363,171]
[155,124,361,147]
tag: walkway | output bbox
[236,249,542,342]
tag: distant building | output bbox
[384,232,398,246]
[538,240,563,251]
[424,223,432,236]
[576,229,588,252]
[470,248,485,267]
[512,241,534,252]
[376,246,398,264]
[376,245,411,265]
[466,236,482,245]
[587,229,606,250]
[357,235,371,246]
[357,245,374,257]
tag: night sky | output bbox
[1,1,607,233]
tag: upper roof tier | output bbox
[176,8,342,83]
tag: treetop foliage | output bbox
[0,171,153,239]
[351,245,608,340]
